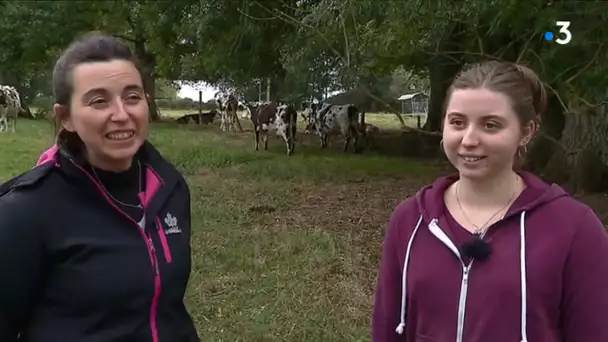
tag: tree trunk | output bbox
[266,78,271,102]
[549,102,608,193]
[134,41,160,122]
[146,74,160,122]
[424,23,466,132]
[525,89,565,175]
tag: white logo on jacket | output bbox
[163,212,182,235]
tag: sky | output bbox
[177,82,218,102]
[176,81,346,102]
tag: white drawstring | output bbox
[395,215,423,334]
[519,211,528,342]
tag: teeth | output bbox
[106,132,134,140]
[462,156,482,162]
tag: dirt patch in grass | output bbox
[252,173,434,323]
[182,160,438,340]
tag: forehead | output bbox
[446,88,515,119]
[71,59,142,93]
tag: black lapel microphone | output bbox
[460,233,492,261]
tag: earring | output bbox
[517,145,528,158]
[439,139,444,151]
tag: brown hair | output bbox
[444,60,548,164]
[52,32,145,151]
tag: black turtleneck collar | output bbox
[57,143,148,221]
[86,158,143,189]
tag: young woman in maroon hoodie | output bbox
[372,61,608,342]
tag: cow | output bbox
[239,100,264,119]
[0,85,22,133]
[175,109,218,125]
[250,102,297,156]
[300,101,317,122]
[214,92,243,132]
[304,103,363,153]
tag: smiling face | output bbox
[55,59,149,171]
[442,88,535,180]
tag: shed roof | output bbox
[397,92,424,101]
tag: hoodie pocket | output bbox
[415,333,438,341]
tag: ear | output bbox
[519,120,537,146]
[53,104,75,132]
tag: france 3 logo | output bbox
[543,21,572,45]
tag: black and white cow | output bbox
[304,103,362,153]
[175,109,218,125]
[251,102,298,156]
[0,85,22,133]
[300,101,317,122]
[214,92,243,132]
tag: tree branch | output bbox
[252,0,347,66]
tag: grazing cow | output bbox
[0,85,22,133]
[304,103,362,153]
[251,102,298,156]
[240,100,267,119]
[362,123,380,136]
[176,110,218,125]
[300,101,317,122]
[214,93,243,132]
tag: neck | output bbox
[87,154,133,172]
[456,170,520,208]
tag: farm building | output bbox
[398,92,429,114]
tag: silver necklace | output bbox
[91,160,143,209]
[455,174,520,236]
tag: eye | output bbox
[89,97,108,108]
[125,93,142,104]
[484,121,501,130]
[449,118,465,128]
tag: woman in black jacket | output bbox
[0,32,200,342]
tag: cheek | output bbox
[133,103,149,122]
[441,130,461,153]
[489,129,522,152]
[70,112,105,137]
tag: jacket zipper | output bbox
[70,160,162,342]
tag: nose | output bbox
[109,100,130,121]
[461,125,480,147]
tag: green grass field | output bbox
[0,116,441,341]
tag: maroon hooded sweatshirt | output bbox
[372,171,608,342]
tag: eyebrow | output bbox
[123,84,144,93]
[83,84,144,98]
[446,112,505,120]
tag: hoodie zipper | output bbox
[428,218,473,342]
[456,265,471,342]
[70,160,162,342]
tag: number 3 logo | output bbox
[555,21,572,45]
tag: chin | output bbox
[457,168,491,180]
[106,142,142,160]
[457,164,511,182]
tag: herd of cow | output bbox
[0,85,379,156]
[176,92,380,156]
